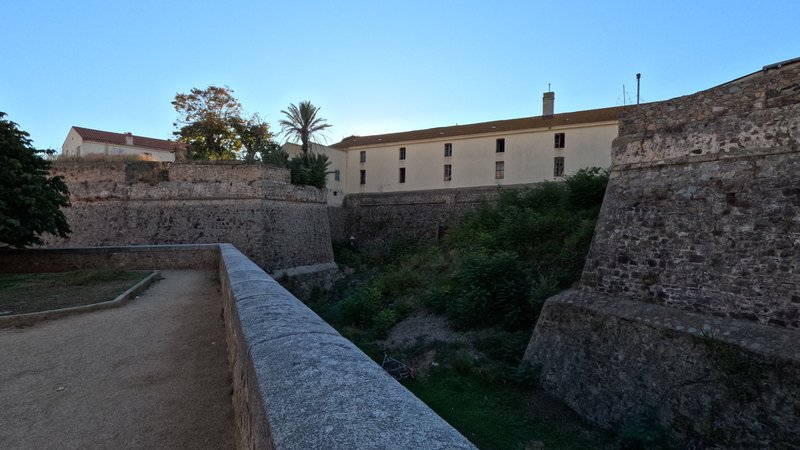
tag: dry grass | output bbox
[0,270,151,315]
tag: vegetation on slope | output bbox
[304,168,664,449]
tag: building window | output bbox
[495,161,504,179]
[444,143,453,157]
[360,169,366,185]
[399,167,406,183]
[360,151,366,163]
[334,169,340,181]
[496,138,505,153]
[554,157,565,177]
[554,133,565,148]
[399,147,406,160]
[443,164,452,181]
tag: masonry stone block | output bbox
[525,61,800,447]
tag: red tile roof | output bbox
[72,126,183,152]
[331,105,630,149]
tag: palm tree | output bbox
[278,101,332,154]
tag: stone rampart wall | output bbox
[339,184,527,248]
[583,63,800,328]
[615,62,800,166]
[47,161,333,272]
[525,61,800,446]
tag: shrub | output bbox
[341,287,382,327]
[565,167,609,211]
[450,250,533,330]
[332,240,367,269]
[289,152,330,188]
[372,308,399,338]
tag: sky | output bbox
[3,0,799,152]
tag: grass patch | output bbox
[406,368,611,450]
[0,270,151,315]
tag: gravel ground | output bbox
[0,270,235,450]
[383,311,469,349]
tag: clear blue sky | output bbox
[3,0,799,151]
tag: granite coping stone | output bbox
[248,332,473,450]
[218,243,476,449]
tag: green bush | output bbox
[289,152,331,188]
[564,167,609,211]
[340,287,382,327]
[450,250,533,330]
[445,167,608,295]
[373,308,399,338]
[332,240,367,269]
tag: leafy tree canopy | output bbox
[172,85,275,161]
[0,112,71,248]
[279,100,331,154]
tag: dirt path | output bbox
[0,270,235,450]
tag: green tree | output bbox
[232,113,274,163]
[279,100,332,154]
[0,113,70,247]
[260,141,290,167]
[172,85,243,160]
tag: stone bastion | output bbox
[524,60,800,447]
[45,160,336,278]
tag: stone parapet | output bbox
[616,62,800,166]
[218,244,476,449]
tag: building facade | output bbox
[62,127,180,161]
[331,94,628,195]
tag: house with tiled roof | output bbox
[331,92,631,194]
[62,127,182,161]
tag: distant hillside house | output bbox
[331,92,631,194]
[62,127,181,161]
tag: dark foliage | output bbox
[0,113,70,247]
[288,152,331,188]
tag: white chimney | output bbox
[542,91,554,116]
[125,132,133,146]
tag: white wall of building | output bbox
[344,122,617,194]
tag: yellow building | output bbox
[331,93,628,194]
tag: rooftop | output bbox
[72,126,183,152]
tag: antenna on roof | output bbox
[548,83,551,92]
[636,73,641,105]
